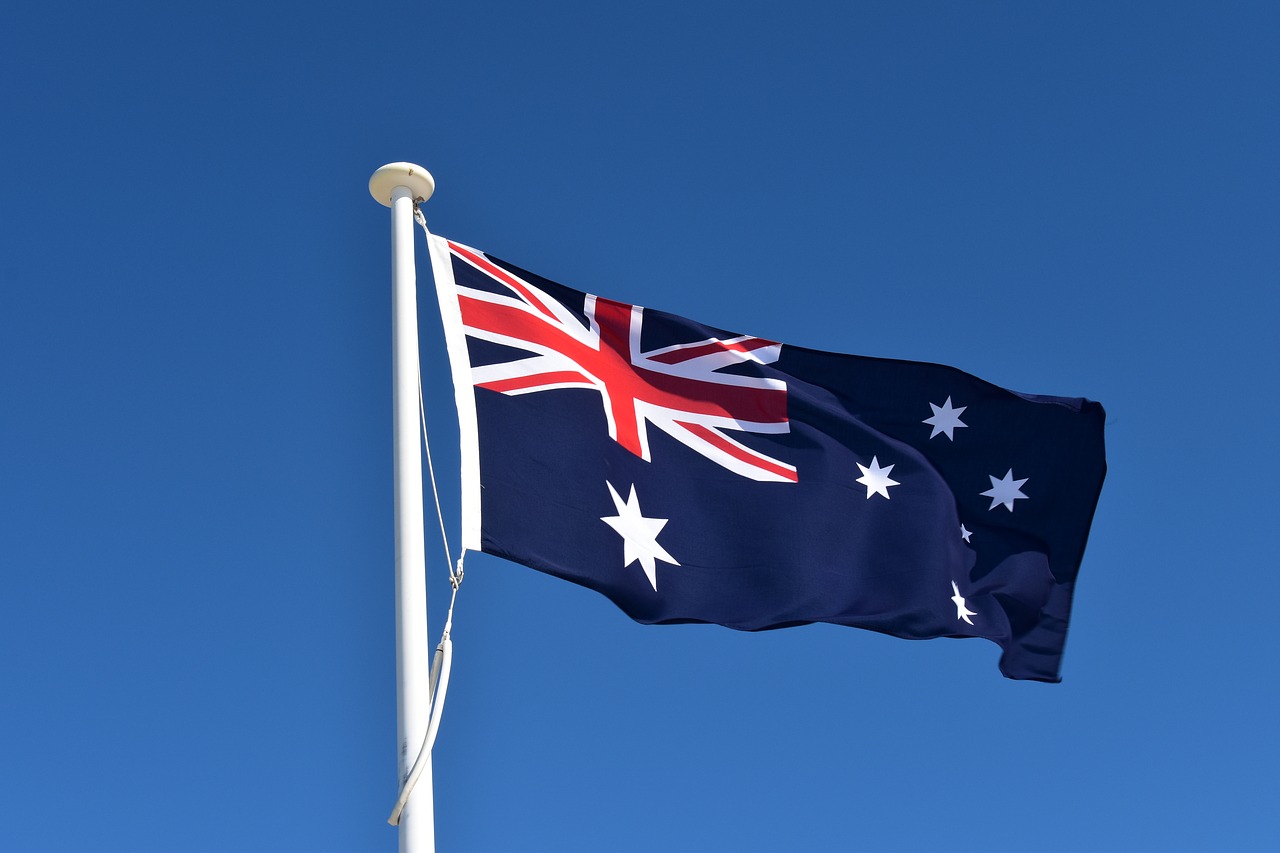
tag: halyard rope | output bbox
[388,203,467,826]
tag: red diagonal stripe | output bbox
[450,242,560,323]
[479,370,594,393]
[679,422,798,482]
[648,336,778,365]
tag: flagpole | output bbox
[369,162,437,853]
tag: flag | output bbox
[427,237,1106,682]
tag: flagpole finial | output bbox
[370,162,435,207]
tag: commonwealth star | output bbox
[600,481,680,591]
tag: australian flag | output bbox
[427,237,1106,682]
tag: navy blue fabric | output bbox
[455,252,1106,682]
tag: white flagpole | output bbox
[369,162,437,853]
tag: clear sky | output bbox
[2,2,1278,851]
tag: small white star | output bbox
[960,524,972,543]
[600,481,679,591]
[855,456,900,499]
[924,396,968,440]
[951,581,977,625]
[981,469,1029,512]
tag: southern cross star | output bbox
[923,396,968,440]
[600,481,679,591]
[855,456,900,499]
[960,524,972,543]
[951,581,977,625]
[981,469,1029,512]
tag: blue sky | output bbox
[2,2,1278,851]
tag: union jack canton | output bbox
[428,237,1106,682]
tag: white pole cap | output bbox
[369,162,436,207]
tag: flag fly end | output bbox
[370,162,435,207]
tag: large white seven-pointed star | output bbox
[855,456,900,499]
[981,469,1029,512]
[951,581,977,625]
[600,481,679,591]
[923,396,968,440]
